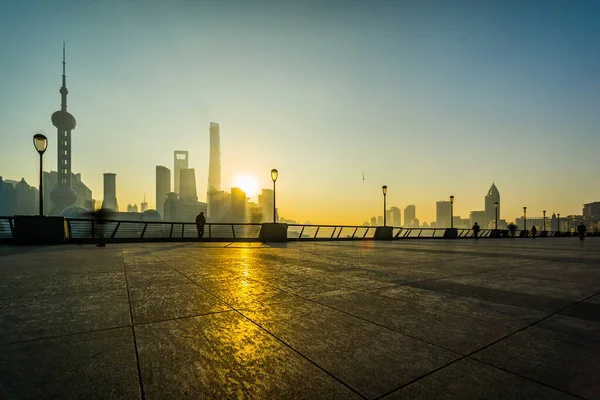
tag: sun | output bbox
[232,175,258,198]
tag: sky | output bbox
[1,0,599,225]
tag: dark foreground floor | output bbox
[0,239,599,399]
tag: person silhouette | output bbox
[196,211,206,239]
[508,223,517,239]
[531,225,537,238]
[577,222,587,242]
[472,222,481,239]
[94,208,111,247]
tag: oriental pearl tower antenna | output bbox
[50,42,78,214]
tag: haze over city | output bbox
[1,0,599,224]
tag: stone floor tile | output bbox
[135,311,361,399]
[22,272,126,297]
[560,302,600,322]
[525,314,600,349]
[383,358,577,399]
[0,327,140,400]
[472,331,600,399]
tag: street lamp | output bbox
[543,210,546,231]
[494,201,499,229]
[523,206,527,231]
[557,213,560,233]
[271,169,278,223]
[382,185,387,226]
[33,134,48,216]
[449,195,454,228]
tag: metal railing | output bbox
[0,216,595,243]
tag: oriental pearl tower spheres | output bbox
[50,43,78,214]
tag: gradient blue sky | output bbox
[1,0,599,224]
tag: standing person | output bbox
[508,223,517,239]
[472,222,481,239]
[577,221,587,242]
[196,211,206,239]
[94,208,110,247]
[531,225,537,238]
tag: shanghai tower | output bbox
[50,43,78,214]
[207,122,221,219]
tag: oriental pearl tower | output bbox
[50,43,78,214]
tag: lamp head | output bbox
[382,185,387,195]
[523,206,527,212]
[33,133,48,154]
[494,201,498,208]
[271,169,278,182]
[449,195,454,203]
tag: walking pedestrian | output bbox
[577,221,587,242]
[94,208,110,247]
[508,223,517,239]
[531,225,537,238]
[472,222,481,239]
[196,211,206,239]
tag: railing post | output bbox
[232,224,236,239]
[91,220,95,240]
[336,227,343,238]
[140,223,148,239]
[209,224,212,239]
[66,219,71,240]
[111,222,120,239]
[8,218,14,235]
[298,225,305,239]
[351,227,358,239]
[314,226,320,238]
[169,223,174,239]
[331,227,336,238]
[181,224,185,239]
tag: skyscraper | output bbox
[258,188,274,222]
[102,173,119,211]
[390,206,401,227]
[230,187,247,223]
[436,201,452,227]
[207,122,222,219]
[173,151,189,195]
[50,43,78,214]
[155,166,171,217]
[484,183,500,228]
[404,205,416,227]
[179,169,198,202]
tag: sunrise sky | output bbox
[1,0,599,224]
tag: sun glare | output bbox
[232,175,258,198]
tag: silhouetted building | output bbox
[484,183,500,229]
[102,173,119,211]
[140,196,148,212]
[470,211,486,228]
[377,216,383,226]
[0,178,38,216]
[230,187,247,223]
[173,151,189,195]
[258,188,274,222]
[50,43,78,214]
[43,171,92,214]
[163,191,207,222]
[0,177,17,216]
[390,206,401,227]
[436,201,452,228]
[179,168,198,202]
[404,205,416,227]
[207,122,222,219]
[370,217,377,226]
[156,166,170,217]
[127,204,138,213]
[583,202,600,217]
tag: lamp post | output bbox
[33,134,48,216]
[449,195,454,228]
[557,213,560,233]
[543,210,546,232]
[271,169,278,223]
[382,185,387,226]
[494,201,499,229]
[523,207,527,231]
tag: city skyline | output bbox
[1,1,599,224]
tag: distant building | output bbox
[179,168,198,202]
[404,205,416,227]
[155,166,171,218]
[370,216,377,226]
[230,187,247,222]
[258,188,274,222]
[207,122,222,219]
[173,151,189,195]
[0,177,38,216]
[163,192,207,222]
[377,215,383,226]
[102,173,119,211]
[140,196,148,212]
[470,211,486,228]
[127,204,138,213]
[583,202,600,217]
[390,206,401,227]
[43,171,92,214]
[484,183,500,229]
[436,201,452,228]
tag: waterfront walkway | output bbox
[1,239,599,399]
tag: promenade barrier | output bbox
[0,216,595,243]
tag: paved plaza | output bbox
[0,239,599,399]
